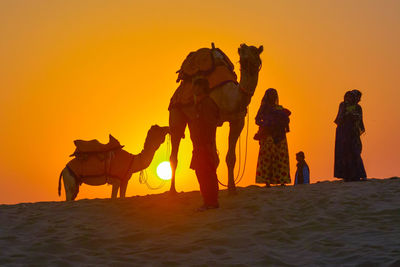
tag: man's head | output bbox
[192,77,210,96]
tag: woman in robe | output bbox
[334,90,367,181]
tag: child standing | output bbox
[294,151,310,185]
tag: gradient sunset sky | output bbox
[1,0,399,204]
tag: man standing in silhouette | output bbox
[188,78,220,211]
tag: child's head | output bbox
[296,151,305,162]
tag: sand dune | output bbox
[1,178,399,266]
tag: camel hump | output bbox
[178,48,214,79]
[212,48,235,73]
[177,45,236,82]
[70,134,124,156]
[170,45,238,110]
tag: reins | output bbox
[217,109,250,187]
[138,134,171,190]
[235,107,250,184]
[139,169,166,190]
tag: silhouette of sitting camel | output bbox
[58,125,169,201]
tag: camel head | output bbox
[143,125,170,151]
[238,44,263,74]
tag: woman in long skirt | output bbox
[255,88,291,187]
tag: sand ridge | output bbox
[0,178,399,266]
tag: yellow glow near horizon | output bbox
[0,1,399,204]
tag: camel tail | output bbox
[58,169,63,196]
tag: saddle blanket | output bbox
[67,137,134,183]
[70,134,123,157]
[170,47,238,109]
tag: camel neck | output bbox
[239,68,259,107]
[141,144,158,166]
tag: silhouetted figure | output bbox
[188,78,220,211]
[334,90,367,182]
[254,88,291,187]
[294,151,310,185]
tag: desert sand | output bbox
[0,178,399,266]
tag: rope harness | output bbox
[139,169,166,190]
[138,134,171,190]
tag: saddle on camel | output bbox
[168,43,238,110]
[67,135,134,185]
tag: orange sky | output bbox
[1,1,399,204]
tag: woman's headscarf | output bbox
[261,88,279,108]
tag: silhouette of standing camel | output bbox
[169,44,263,193]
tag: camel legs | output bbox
[169,135,182,194]
[169,108,189,193]
[61,170,128,200]
[119,179,128,198]
[109,178,121,199]
[61,168,79,201]
[226,118,245,192]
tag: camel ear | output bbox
[150,125,159,131]
[258,45,264,54]
[109,134,117,142]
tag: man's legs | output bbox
[189,96,219,209]
[194,149,219,208]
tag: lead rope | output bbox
[139,169,166,190]
[217,109,250,187]
[165,134,171,161]
[234,109,249,185]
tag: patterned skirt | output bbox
[255,136,291,185]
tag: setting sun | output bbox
[156,161,172,181]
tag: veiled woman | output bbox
[254,88,291,187]
[334,90,367,181]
